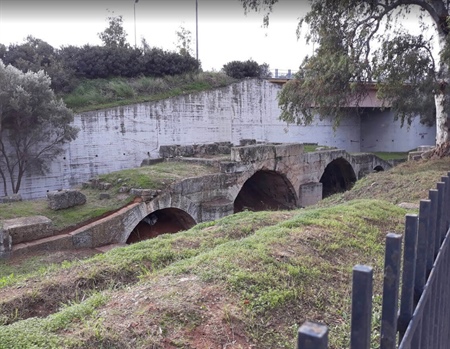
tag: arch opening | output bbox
[234,170,297,213]
[374,165,384,172]
[126,208,196,244]
[320,158,357,199]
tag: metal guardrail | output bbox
[270,69,297,80]
[298,172,450,348]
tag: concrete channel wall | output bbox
[1,79,435,199]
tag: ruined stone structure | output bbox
[2,79,435,200]
[1,143,391,258]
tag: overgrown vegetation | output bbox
[0,158,446,348]
[63,72,236,112]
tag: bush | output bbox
[2,37,201,95]
[222,60,270,79]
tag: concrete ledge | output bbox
[12,234,73,256]
[2,216,54,244]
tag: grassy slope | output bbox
[63,72,237,113]
[1,158,448,349]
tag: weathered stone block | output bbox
[0,194,22,203]
[408,151,423,161]
[129,188,160,200]
[119,186,130,193]
[71,230,93,248]
[81,181,93,189]
[97,182,112,190]
[231,144,276,163]
[2,216,54,244]
[417,145,435,152]
[274,144,304,158]
[0,228,12,259]
[179,145,195,157]
[99,193,111,200]
[47,189,87,210]
[299,182,323,207]
[140,158,164,167]
[219,161,251,174]
[239,139,257,146]
[201,197,234,221]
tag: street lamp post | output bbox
[134,0,139,48]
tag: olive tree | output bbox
[240,0,450,146]
[0,61,78,195]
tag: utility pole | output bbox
[134,0,139,48]
[196,0,199,61]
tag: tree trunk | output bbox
[435,93,449,145]
[436,31,450,146]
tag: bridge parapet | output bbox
[230,143,304,163]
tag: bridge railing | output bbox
[297,171,450,349]
[269,69,297,80]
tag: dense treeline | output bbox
[0,36,200,94]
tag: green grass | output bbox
[373,152,408,161]
[63,72,236,112]
[0,162,217,230]
[98,161,217,191]
[0,158,448,348]
[0,199,404,348]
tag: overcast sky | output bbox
[0,0,311,72]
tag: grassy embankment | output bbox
[63,72,237,113]
[0,158,448,348]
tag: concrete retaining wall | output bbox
[2,79,436,200]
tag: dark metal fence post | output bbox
[415,200,430,302]
[436,182,445,242]
[428,189,439,258]
[441,176,450,231]
[297,322,328,349]
[380,233,402,349]
[421,200,433,274]
[350,265,373,349]
[398,214,418,341]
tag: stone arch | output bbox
[234,170,297,213]
[126,207,196,244]
[374,165,384,172]
[320,157,357,198]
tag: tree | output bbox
[98,14,129,48]
[175,25,193,57]
[240,0,450,146]
[0,61,78,195]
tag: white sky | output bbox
[0,0,311,72]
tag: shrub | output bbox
[222,59,270,79]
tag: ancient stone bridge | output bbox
[88,143,390,246]
[1,143,391,257]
